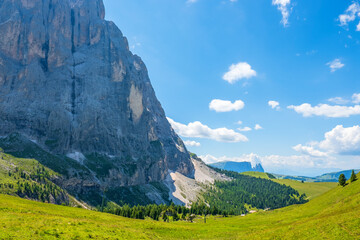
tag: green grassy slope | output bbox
[273,179,337,199]
[241,171,271,179]
[1,174,359,239]
[242,171,337,199]
[0,148,80,206]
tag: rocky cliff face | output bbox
[0,0,194,202]
[210,161,265,173]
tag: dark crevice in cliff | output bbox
[70,8,77,149]
[71,9,75,54]
[70,8,76,116]
[40,39,49,72]
[40,0,51,72]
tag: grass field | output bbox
[273,179,337,199]
[242,171,337,199]
[1,174,359,239]
[241,171,271,179]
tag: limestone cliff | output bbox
[0,0,194,204]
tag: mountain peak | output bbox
[0,0,194,193]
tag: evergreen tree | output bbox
[338,174,347,187]
[162,213,168,222]
[350,170,357,183]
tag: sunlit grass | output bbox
[1,174,359,239]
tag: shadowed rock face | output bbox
[0,0,194,188]
[210,161,265,173]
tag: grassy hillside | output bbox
[273,179,337,199]
[0,148,75,205]
[241,171,272,179]
[1,174,359,239]
[242,171,337,199]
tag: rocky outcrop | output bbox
[165,157,231,207]
[210,161,265,173]
[0,0,194,203]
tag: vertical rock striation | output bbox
[0,0,194,198]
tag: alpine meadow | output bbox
[0,0,359,239]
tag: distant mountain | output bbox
[210,161,264,173]
[274,169,360,182]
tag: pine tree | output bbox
[350,170,357,183]
[338,174,347,187]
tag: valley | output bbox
[0,0,359,239]
[0,173,359,239]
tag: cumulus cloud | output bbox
[223,62,257,84]
[327,59,345,72]
[167,117,248,143]
[293,144,328,157]
[326,93,360,105]
[238,127,252,132]
[209,99,245,112]
[352,93,360,104]
[339,3,360,30]
[272,0,291,27]
[254,124,263,130]
[183,140,201,147]
[294,125,360,161]
[328,97,349,105]
[317,125,360,155]
[288,103,360,118]
[268,100,280,110]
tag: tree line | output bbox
[101,202,230,222]
[1,164,69,205]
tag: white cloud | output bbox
[223,62,257,84]
[254,124,263,130]
[238,127,252,132]
[294,125,360,158]
[326,93,360,105]
[317,125,360,155]
[209,99,245,112]
[339,3,360,30]
[236,121,243,125]
[183,140,201,147]
[352,93,360,104]
[293,144,328,157]
[167,117,248,143]
[259,154,338,176]
[186,0,198,4]
[357,22,360,31]
[288,103,360,118]
[272,0,291,27]
[327,59,345,72]
[328,97,349,105]
[268,100,280,110]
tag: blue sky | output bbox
[103,0,360,176]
